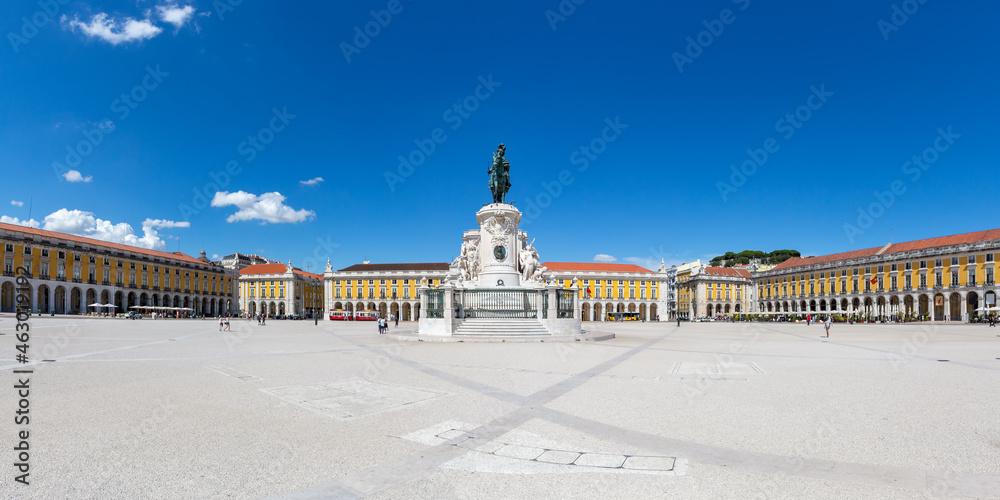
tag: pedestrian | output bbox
[257,314,262,326]
[824,315,831,338]
[394,314,399,327]
[224,316,231,331]
[677,316,681,327]
[219,316,224,331]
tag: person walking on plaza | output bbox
[219,316,224,331]
[394,314,399,328]
[824,315,831,338]
[224,316,231,331]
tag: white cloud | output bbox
[156,4,196,29]
[143,218,190,229]
[39,209,187,251]
[299,177,324,186]
[211,253,221,260]
[593,254,617,263]
[62,12,162,45]
[0,216,41,228]
[10,200,24,207]
[63,170,93,183]
[211,191,315,224]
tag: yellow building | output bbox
[0,221,236,315]
[239,262,324,318]
[542,262,661,321]
[675,260,702,320]
[755,228,1000,321]
[323,262,450,321]
[320,261,666,322]
[685,266,752,318]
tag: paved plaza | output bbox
[2,316,999,499]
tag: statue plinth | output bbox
[476,204,522,288]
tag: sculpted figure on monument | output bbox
[451,239,482,282]
[519,239,538,282]
[488,143,511,204]
[531,265,548,283]
[465,239,480,281]
[451,240,470,279]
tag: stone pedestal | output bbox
[476,204,522,289]
[416,201,583,339]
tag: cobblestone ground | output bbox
[1,316,999,499]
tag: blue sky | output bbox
[2,0,997,272]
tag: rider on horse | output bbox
[488,143,511,204]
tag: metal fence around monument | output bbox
[557,289,574,318]
[426,289,444,318]
[459,289,542,319]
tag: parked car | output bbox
[125,311,143,320]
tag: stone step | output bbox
[455,318,550,336]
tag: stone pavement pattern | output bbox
[1,316,999,499]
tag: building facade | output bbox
[656,261,678,320]
[319,261,670,322]
[676,260,702,320]
[543,262,661,321]
[754,229,1000,321]
[684,266,752,318]
[323,262,450,321]
[239,262,324,317]
[0,222,237,315]
[217,252,276,271]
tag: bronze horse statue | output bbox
[488,144,511,204]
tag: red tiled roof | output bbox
[702,266,751,278]
[770,247,882,271]
[337,263,450,272]
[543,262,653,273]
[884,228,1000,253]
[0,221,207,266]
[240,263,322,280]
[770,228,1000,272]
